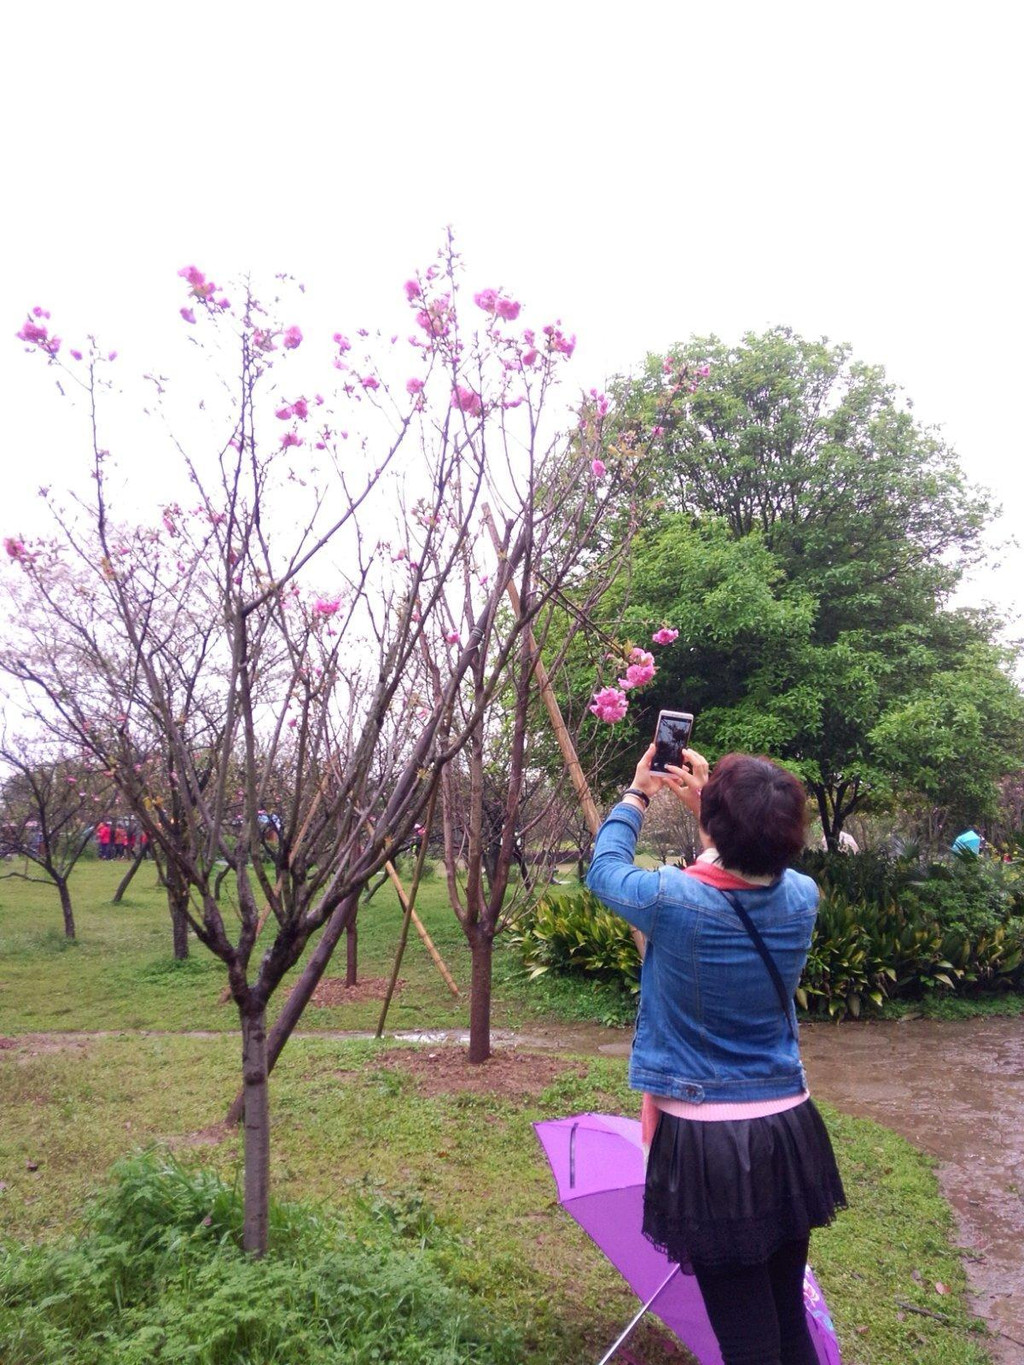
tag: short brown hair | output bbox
[700,754,808,877]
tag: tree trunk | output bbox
[57,878,76,940]
[170,890,190,959]
[225,892,359,1125]
[240,1006,270,1256]
[467,925,493,1064]
[813,784,842,851]
[112,848,146,904]
[345,915,357,987]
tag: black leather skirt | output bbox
[642,1098,846,1271]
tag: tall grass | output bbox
[0,1151,522,1365]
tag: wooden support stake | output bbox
[384,857,460,996]
[482,506,645,956]
[483,507,601,837]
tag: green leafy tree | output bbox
[601,329,1022,844]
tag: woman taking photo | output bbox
[586,745,845,1365]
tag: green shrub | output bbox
[511,887,641,992]
[0,1151,522,1365]
[796,848,920,910]
[516,867,1024,1022]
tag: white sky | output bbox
[3,0,1022,620]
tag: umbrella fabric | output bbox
[534,1112,841,1365]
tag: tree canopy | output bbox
[600,328,1023,844]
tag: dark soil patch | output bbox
[176,1120,237,1148]
[371,1046,584,1099]
[0,1037,18,1050]
[304,976,403,1007]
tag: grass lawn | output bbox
[0,859,999,1363]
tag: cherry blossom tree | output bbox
[2,240,632,1251]
[0,738,112,938]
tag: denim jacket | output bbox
[586,803,819,1104]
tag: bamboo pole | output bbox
[482,507,602,837]
[383,858,460,996]
[483,506,646,956]
[376,783,443,1036]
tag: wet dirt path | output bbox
[798,1017,1024,1362]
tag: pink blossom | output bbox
[590,686,629,724]
[360,375,380,390]
[275,406,292,420]
[70,349,83,361]
[180,307,196,325]
[618,649,656,690]
[291,397,308,420]
[452,385,483,417]
[32,306,50,319]
[522,348,538,367]
[178,265,216,301]
[4,537,26,560]
[282,325,303,350]
[652,627,679,645]
[651,425,665,437]
[107,351,117,361]
[543,324,576,357]
[474,288,521,322]
[281,431,302,448]
[591,459,606,478]
[313,597,341,616]
[444,630,461,644]
[406,377,424,395]
[415,296,451,337]
[333,332,351,352]
[404,279,421,300]
[17,318,60,354]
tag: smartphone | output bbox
[650,710,694,773]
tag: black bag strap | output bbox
[720,891,797,1042]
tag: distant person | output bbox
[818,830,859,854]
[96,820,112,860]
[587,746,845,1365]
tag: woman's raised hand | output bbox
[663,748,710,819]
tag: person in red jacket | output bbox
[96,820,112,860]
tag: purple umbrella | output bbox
[534,1112,841,1365]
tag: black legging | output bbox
[692,1237,819,1365]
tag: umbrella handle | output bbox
[595,1263,682,1365]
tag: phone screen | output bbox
[651,712,694,773]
